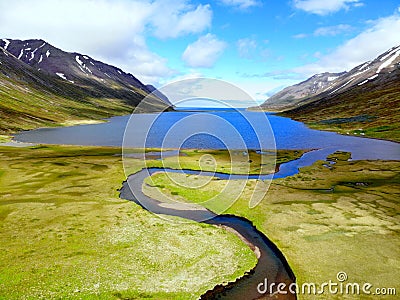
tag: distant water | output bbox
[13,110,400,161]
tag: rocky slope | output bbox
[261,72,346,110]
[0,39,170,134]
[273,46,400,141]
[261,45,400,111]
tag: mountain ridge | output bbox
[260,45,400,111]
[0,38,170,135]
[261,45,400,142]
[0,38,164,100]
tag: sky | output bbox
[1,0,400,106]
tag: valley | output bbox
[0,20,399,300]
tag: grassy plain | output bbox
[0,145,257,299]
[147,152,400,299]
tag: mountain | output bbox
[261,45,400,111]
[265,46,400,142]
[0,38,170,134]
[261,72,346,111]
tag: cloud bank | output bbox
[182,34,227,68]
[294,12,400,75]
[293,0,363,15]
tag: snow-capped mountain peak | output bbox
[261,45,400,110]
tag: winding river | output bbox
[119,167,297,299]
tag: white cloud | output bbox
[151,2,212,39]
[0,0,211,84]
[314,24,352,36]
[110,36,176,84]
[293,24,352,39]
[182,34,227,68]
[294,13,400,75]
[219,0,260,9]
[293,0,363,15]
[236,37,271,61]
[237,38,257,58]
[293,33,309,39]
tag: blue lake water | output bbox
[13,110,400,161]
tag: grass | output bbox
[0,71,134,135]
[146,152,400,299]
[123,148,306,176]
[0,135,12,143]
[0,145,257,299]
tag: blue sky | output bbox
[1,0,400,105]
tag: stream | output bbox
[119,167,297,299]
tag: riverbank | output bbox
[120,169,296,299]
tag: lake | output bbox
[13,110,400,161]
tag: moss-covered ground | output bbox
[0,145,257,299]
[147,152,400,299]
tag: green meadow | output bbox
[0,145,257,299]
[146,152,400,299]
[1,145,398,299]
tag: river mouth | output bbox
[119,167,297,299]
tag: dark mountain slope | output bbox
[258,45,400,142]
[280,47,400,142]
[261,45,400,111]
[0,39,170,134]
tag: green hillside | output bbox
[281,69,400,142]
[0,46,168,135]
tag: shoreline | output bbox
[248,109,400,144]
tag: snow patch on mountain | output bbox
[29,48,38,61]
[2,39,10,50]
[358,79,368,86]
[75,55,83,66]
[56,72,67,80]
[18,49,23,59]
[329,79,354,95]
[379,46,400,61]
[376,48,400,74]
[350,68,369,78]
[358,62,370,71]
